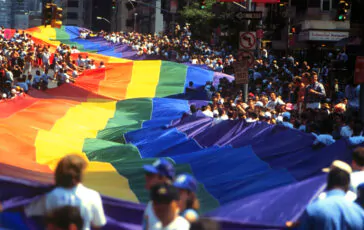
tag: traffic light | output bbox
[112,0,117,10]
[200,0,206,9]
[51,7,63,29]
[336,0,349,21]
[290,26,296,34]
[43,3,53,27]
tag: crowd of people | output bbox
[82,23,235,73]
[1,24,364,229]
[9,148,364,230]
[0,27,107,99]
[183,52,363,147]
[22,154,222,230]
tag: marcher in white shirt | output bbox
[42,49,51,70]
[25,154,107,230]
[143,159,176,230]
[201,105,214,118]
[266,92,285,111]
[146,183,190,230]
[319,148,364,202]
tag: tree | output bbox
[179,0,216,39]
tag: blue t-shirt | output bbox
[33,75,41,84]
[299,189,364,230]
[16,82,28,92]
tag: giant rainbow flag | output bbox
[0,26,354,229]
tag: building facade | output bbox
[56,0,92,28]
[0,0,12,28]
[113,0,166,33]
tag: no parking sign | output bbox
[239,32,257,50]
[238,50,255,68]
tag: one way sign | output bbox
[235,11,263,21]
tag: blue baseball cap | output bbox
[143,158,175,180]
[173,174,198,193]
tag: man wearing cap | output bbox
[147,183,190,230]
[299,161,364,229]
[173,174,200,222]
[319,148,364,201]
[280,112,293,129]
[143,158,175,190]
[143,159,176,230]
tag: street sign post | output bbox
[239,32,257,50]
[238,50,255,68]
[233,61,249,85]
[235,11,262,21]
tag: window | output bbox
[321,0,331,11]
[308,0,320,7]
[67,12,78,20]
[67,1,79,8]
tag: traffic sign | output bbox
[235,11,262,21]
[238,50,255,68]
[239,32,257,50]
[233,61,249,85]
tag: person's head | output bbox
[301,72,311,85]
[282,112,291,122]
[46,206,83,230]
[173,174,199,213]
[151,183,180,221]
[311,72,318,83]
[352,147,364,171]
[342,97,348,105]
[190,218,221,230]
[270,92,276,101]
[324,160,352,192]
[190,105,197,114]
[55,154,87,188]
[143,158,175,190]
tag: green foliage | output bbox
[179,0,216,39]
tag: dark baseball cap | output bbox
[150,183,180,204]
[173,174,198,193]
[143,158,175,180]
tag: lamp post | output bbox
[134,13,138,32]
[96,16,111,24]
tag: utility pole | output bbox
[243,0,252,103]
[134,13,138,31]
[286,0,292,56]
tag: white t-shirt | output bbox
[202,110,214,118]
[42,52,50,64]
[143,202,190,230]
[351,171,364,195]
[25,184,107,230]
